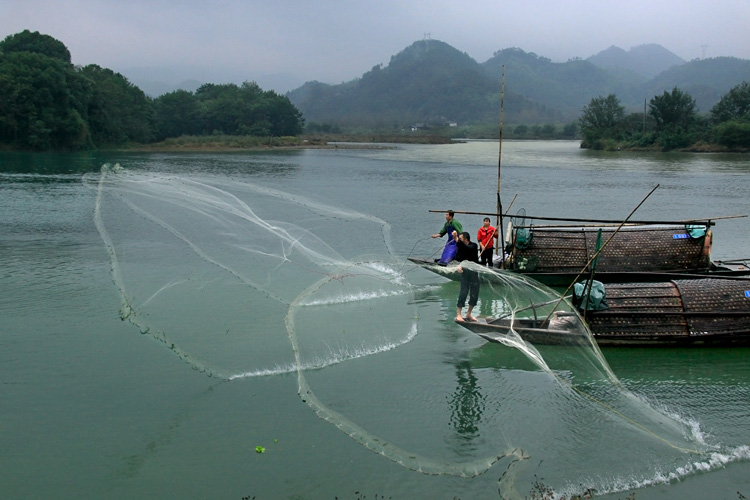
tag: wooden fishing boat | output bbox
[511,223,711,272]
[456,277,750,346]
[505,222,750,286]
[408,222,750,287]
[457,313,589,346]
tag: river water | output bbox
[2,141,750,499]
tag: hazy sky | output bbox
[2,0,748,92]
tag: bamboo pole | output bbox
[544,184,662,324]
[496,66,505,264]
[427,209,746,226]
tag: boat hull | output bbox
[455,278,750,347]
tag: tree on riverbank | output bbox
[579,82,750,151]
[152,82,304,140]
[0,31,91,150]
[0,30,305,151]
[79,64,155,145]
[579,94,626,147]
[0,30,154,150]
[649,88,700,149]
[709,81,750,149]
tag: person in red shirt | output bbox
[477,217,498,267]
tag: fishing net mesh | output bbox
[85,164,720,496]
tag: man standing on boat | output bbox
[477,217,498,267]
[431,211,463,264]
[452,230,479,322]
[432,210,463,240]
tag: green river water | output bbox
[2,141,749,499]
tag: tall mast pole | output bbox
[496,66,505,266]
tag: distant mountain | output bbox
[288,40,561,127]
[120,65,303,97]
[630,57,750,112]
[286,40,750,126]
[587,44,685,79]
[481,48,629,119]
[116,66,201,97]
[134,79,203,98]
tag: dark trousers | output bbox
[457,270,480,308]
[479,247,494,267]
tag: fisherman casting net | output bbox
[85,164,730,497]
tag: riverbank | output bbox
[580,139,750,154]
[118,133,455,152]
[617,143,749,153]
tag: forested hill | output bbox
[587,43,686,79]
[630,57,750,114]
[288,39,750,126]
[287,40,563,128]
[481,48,628,120]
[0,30,305,151]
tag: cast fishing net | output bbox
[420,260,728,496]
[86,163,418,375]
[85,163,725,497]
[85,164,525,479]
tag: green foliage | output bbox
[78,64,154,145]
[714,120,750,148]
[485,48,628,120]
[561,122,578,138]
[1,29,747,152]
[263,88,306,136]
[148,134,303,149]
[513,124,528,136]
[153,89,200,139]
[579,94,625,147]
[0,31,155,150]
[710,81,750,123]
[575,87,750,151]
[0,30,304,150]
[649,87,698,132]
[0,29,72,63]
[156,81,304,138]
[656,130,693,150]
[288,41,561,128]
[639,57,750,113]
[0,51,90,150]
[288,42,749,130]
[587,43,683,80]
